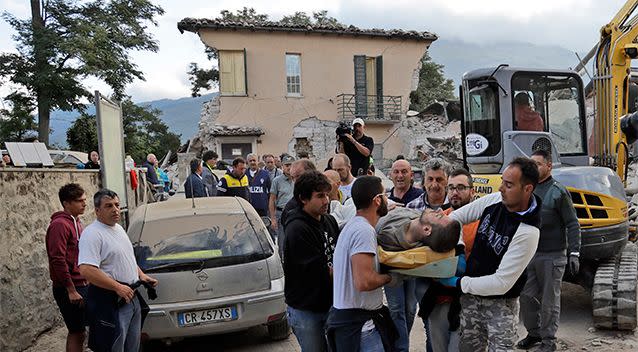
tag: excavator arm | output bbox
[593,0,638,182]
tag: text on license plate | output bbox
[178,306,237,326]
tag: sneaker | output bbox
[517,335,542,350]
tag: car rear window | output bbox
[135,213,273,272]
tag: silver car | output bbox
[127,197,289,343]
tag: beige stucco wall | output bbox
[198,30,431,159]
[0,169,148,352]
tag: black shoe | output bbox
[535,342,557,352]
[517,335,542,350]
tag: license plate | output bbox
[177,306,238,327]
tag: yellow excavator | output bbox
[459,1,638,330]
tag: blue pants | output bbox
[287,306,328,352]
[415,278,434,352]
[360,327,384,352]
[385,278,417,352]
[112,295,141,352]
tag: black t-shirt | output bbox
[343,134,374,177]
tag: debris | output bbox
[591,339,602,346]
[588,327,596,333]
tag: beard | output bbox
[377,197,389,217]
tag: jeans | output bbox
[287,306,328,352]
[428,302,460,352]
[360,327,384,352]
[385,278,417,352]
[415,278,434,352]
[276,209,285,261]
[112,295,141,352]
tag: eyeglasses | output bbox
[447,185,470,192]
[374,193,388,199]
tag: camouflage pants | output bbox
[459,294,519,352]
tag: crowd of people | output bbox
[44,117,580,352]
[276,150,580,352]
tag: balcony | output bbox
[337,94,402,123]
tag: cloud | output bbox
[0,0,633,102]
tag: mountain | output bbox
[49,93,216,147]
[428,38,581,88]
[48,40,579,148]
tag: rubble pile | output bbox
[397,113,463,170]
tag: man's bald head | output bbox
[323,170,340,184]
[290,159,316,183]
[323,169,341,201]
[332,153,353,183]
[390,159,413,191]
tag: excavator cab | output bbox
[462,65,588,172]
[461,65,637,330]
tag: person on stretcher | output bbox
[376,207,462,270]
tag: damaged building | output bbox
[178,18,442,166]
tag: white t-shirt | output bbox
[332,216,383,311]
[78,220,139,284]
[339,179,356,199]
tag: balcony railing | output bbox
[337,94,402,122]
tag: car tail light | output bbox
[267,312,285,323]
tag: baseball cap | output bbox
[282,155,296,164]
[352,118,365,127]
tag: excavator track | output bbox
[592,243,638,330]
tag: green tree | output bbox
[66,98,181,163]
[218,7,269,23]
[188,8,341,97]
[0,0,164,145]
[66,113,98,153]
[0,92,38,142]
[409,53,456,112]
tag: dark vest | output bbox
[465,194,541,298]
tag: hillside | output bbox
[429,38,581,87]
[48,40,580,148]
[49,93,215,147]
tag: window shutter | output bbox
[233,51,246,95]
[354,55,367,118]
[376,56,384,119]
[219,51,234,95]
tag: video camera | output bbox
[336,122,352,142]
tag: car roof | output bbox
[134,197,249,223]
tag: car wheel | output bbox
[267,316,291,340]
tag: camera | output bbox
[336,122,352,142]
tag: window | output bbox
[511,73,586,155]
[286,54,301,96]
[354,55,383,119]
[219,50,246,96]
[464,83,501,156]
[136,214,273,272]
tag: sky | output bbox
[0,0,632,102]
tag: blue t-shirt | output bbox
[332,216,383,310]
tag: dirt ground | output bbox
[24,283,638,352]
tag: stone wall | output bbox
[0,168,148,352]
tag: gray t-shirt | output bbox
[270,174,293,209]
[78,220,139,284]
[333,216,383,310]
